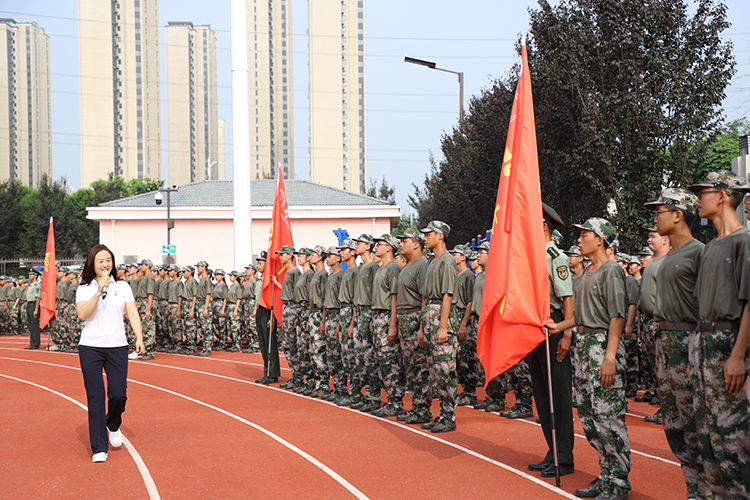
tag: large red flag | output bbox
[261,167,295,324]
[477,42,551,385]
[39,217,56,331]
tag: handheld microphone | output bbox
[101,269,110,299]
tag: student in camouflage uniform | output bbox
[274,245,300,380]
[154,265,170,351]
[181,266,199,355]
[225,271,244,352]
[4,279,18,335]
[242,265,259,353]
[322,246,347,402]
[644,188,706,498]
[164,265,184,353]
[66,270,82,350]
[194,260,214,356]
[132,259,156,360]
[48,269,71,350]
[688,173,750,500]
[419,221,460,434]
[0,276,9,335]
[307,246,330,396]
[370,234,406,418]
[350,234,382,412]
[622,256,642,398]
[15,278,29,335]
[550,218,630,500]
[336,240,360,405]
[211,270,229,350]
[292,249,315,393]
[396,230,433,424]
[449,244,482,407]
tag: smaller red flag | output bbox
[261,167,295,324]
[39,217,56,331]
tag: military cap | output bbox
[116,264,127,271]
[735,182,750,194]
[644,188,699,213]
[196,260,209,267]
[169,264,181,272]
[229,270,240,277]
[476,241,490,252]
[310,245,326,256]
[207,269,214,276]
[551,229,563,246]
[257,251,267,262]
[323,246,341,256]
[246,264,257,272]
[542,202,565,226]
[615,252,630,263]
[0,275,6,280]
[572,217,618,247]
[374,233,400,252]
[399,228,424,243]
[139,259,153,267]
[424,248,435,258]
[28,269,41,276]
[687,170,746,196]
[214,268,225,276]
[469,250,478,261]
[629,255,641,265]
[564,245,582,256]
[128,262,139,269]
[645,226,658,233]
[294,247,312,256]
[57,267,69,274]
[449,244,472,259]
[610,238,620,252]
[637,246,655,257]
[67,268,78,276]
[275,245,295,255]
[182,265,195,273]
[337,239,357,251]
[160,263,170,271]
[352,233,374,245]
[420,220,451,236]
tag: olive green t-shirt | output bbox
[66,282,79,303]
[625,275,640,307]
[695,227,750,323]
[574,259,627,330]
[244,279,256,300]
[56,280,70,302]
[324,271,344,310]
[309,268,329,309]
[654,238,703,323]
[353,260,379,307]
[280,267,300,303]
[639,255,664,316]
[156,278,170,300]
[168,279,183,303]
[129,278,140,297]
[338,265,360,305]
[136,273,155,300]
[227,282,244,303]
[547,241,573,310]
[195,275,213,300]
[421,251,457,301]
[294,269,314,304]
[452,269,474,310]
[471,271,485,316]
[396,257,428,310]
[571,273,583,298]
[372,260,400,311]
[181,278,197,301]
[212,281,228,301]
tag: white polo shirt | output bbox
[76,280,135,348]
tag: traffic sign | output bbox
[162,245,176,254]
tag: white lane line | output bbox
[0,372,160,500]
[0,356,368,500]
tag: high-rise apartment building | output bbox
[248,0,294,180]
[0,19,52,187]
[308,0,367,193]
[165,22,219,185]
[217,118,226,180]
[78,0,161,187]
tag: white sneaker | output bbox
[128,351,140,360]
[109,428,123,448]
[92,452,108,463]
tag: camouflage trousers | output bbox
[67,303,81,346]
[354,307,383,403]
[457,315,485,394]
[338,305,356,389]
[226,303,242,349]
[397,311,432,410]
[138,301,156,353]
[0,306,8,334]
[212,300,228,348]
[655,330,703,499]
[621,336,640,394]
[325,310,348,394]
[281,303,300,378]
[507,356,533,408]
[155,299,169,347]
[295,306,312,382]
[372,310,405,405]
[166,303,184,347]
[50,303,64,345]
[639,316,660,394]
[18,303,28,334]
[183,305,199,351]
[574,329,631,491]
[421,303,458,420]
[243,299,259,351]
[195,299,213,352]
[308,310,328,388]
[7,305,20,334]
[689,329,750,500]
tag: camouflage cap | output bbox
[644,188,699,213]
[116,264,127,271]
[207,269,214,275]
[128,262,139,269]
[214,268,225,276]
[352,233,374,245]
[687,170,746,195]
[67,268,79,276]
[637,246,655,257]
[420,220,451,236]
[629,255,641,265]
[196,260,209,268]
[551,229,563,246]
[257,251,267,262]
[449,244,472,259]
[424,248,435,258]
[615,252,630,263]
[323,246,341,256]
[542,202,565,227]
[230,270,240,277]
[469,250,478,261]
[140,259,153,267]
[310,245,326,256]
[374,233,400,252]
[58,266,70,274]
[169,264,181,272]
[245,264,257,272]
[337,239,357,251]
[572,217,618,247]
[275,245,295,255]
[399,228,424,243]
[476,241,490,252]
[645,226,658,233]
[610,238,620,252]
[294,247,312,256]
[564,245,582,256]
[182,265,195,273]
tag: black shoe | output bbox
[575,477,603,498]
[421,418,438,430]
[373,402,404,418]
[182,349,196,356]
[279,381,292,389]
[430,415,456,433]
[649,394,660,405]
[456,392,478,406]
[255,376,269,384]
[196,350,211,357]
[634,390,655,402]
[644,409,663,424]
[359,401,380,413]
[541,463,574,477]
[396,410,413,421]
[350,400,366,410]
[267,377,278,384]
[484,398,507,412]
[501,405,533,419]
[528,459,552,472]
[405,410,432,425]
[24,346,39,350]
[473,398,492,410]
[625,389,637,398]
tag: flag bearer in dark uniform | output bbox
[255,251,280,384]
[24,269,42,349]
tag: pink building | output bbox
[87,180,401,269]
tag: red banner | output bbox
[39,217,56,331]
[261,167,295,324]
[476,43,551,385]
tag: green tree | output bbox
[0,180,31,258]
[367,176,396,205]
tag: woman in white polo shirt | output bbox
[76,244,144,463]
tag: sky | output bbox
[4,0,750,212]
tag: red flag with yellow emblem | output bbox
[261,167,295,324]
[39,217,56,331]
[476,42,551,385]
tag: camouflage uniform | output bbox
[226,275,244,351]
[195,273,214,353]
[622,270,641,396]
[166,274,184,352]
[337,247,360,400]
[505,358,533,410]
[338,304,356,385]
[639,250,664,398]
[294,265,315,386]
[449,249,482,398]
[181,274,199,353]
[155,274,170,349]
[66,280,81,347]
[242,276,259,352]
[397,311,433,415]
[353,254,382,404]
[212,276,229,349]
[279,261,301,376]
[136,269,157,355]
[322,256,346,398]
[308,259,330,391]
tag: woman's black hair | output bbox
[81,244,118,286]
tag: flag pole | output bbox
[544,326,561,487]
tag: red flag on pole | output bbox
[477,41,551,385]
[39,217,56,331]
[261,166,295,324]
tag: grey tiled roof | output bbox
[98,180,393,208]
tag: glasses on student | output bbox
[654,209,676,216]
[695,189,722,200]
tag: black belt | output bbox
[579,326,607,335]
[658,321,696,331]
[397,306,421,314]
[372,308,389,313]
[356,305,371,310]
[325,307,340,312]
[340,302,353,307]
[697,321,739,332]
[310,306,321,313]
[425,299,442,305]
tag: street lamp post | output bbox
[154,185,179,246]
[404,56,464,118]
[206,160,218,180]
